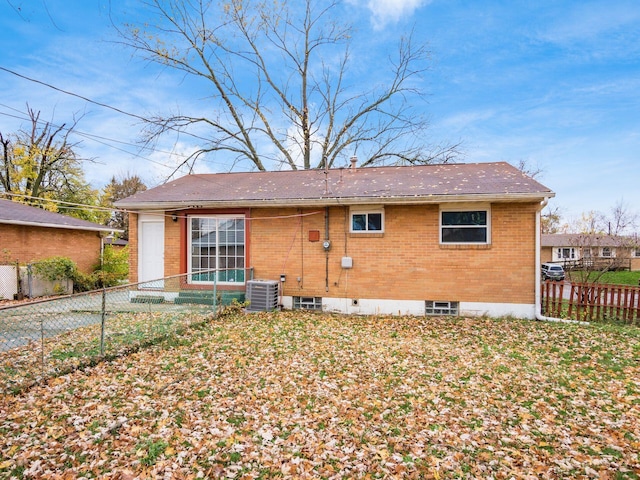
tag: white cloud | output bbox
[360,0,431,30]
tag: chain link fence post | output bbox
[100,286,106,356]
[40,314,45,383]
[15,261,24,300]
[213,270,218,315]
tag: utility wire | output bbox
[0,104,238,175]
[0,66,215,144]
[0,108,180,171]
[3,192,323,222]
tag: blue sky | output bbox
[1,0,639,223]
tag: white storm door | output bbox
[139,215,165,288]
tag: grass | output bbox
[598,270,640,285]
[0,310,211,394]
[568,269,640,286]
[1,310,639,478]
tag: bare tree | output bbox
[541,205,564,234]
[571,210,608,235]
[114,0,459,173]
[0,106,102,220]
[608,198,638,236]
[512,159,543,179]
[103,173,147,239]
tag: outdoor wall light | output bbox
[172,214,178,222]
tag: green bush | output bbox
[73,270,98,292]
[94,245,129,288]
[31,247,129,293]
[32,257,78,282]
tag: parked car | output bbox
[541,263,565,281]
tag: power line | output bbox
[3,192,323,223]
[0,108,179,171]
[0,66,150,122]
[0,104,236,176]
[0,66,215,145]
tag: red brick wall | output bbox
[165,215,181,278]
[249,203,538,305]
[128,213,139,283]
[1,224,103,273]
[148,202,539,305]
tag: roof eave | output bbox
[117,192,555,211]
[1,219,123,233]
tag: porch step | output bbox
[174,291,246,306]
[131,295,166,304]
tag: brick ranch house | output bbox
[116,162,554,318]
[0,198,117,273]
[542,233,640,271]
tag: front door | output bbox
[138,215,165,288]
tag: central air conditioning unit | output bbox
[246,279,279,312]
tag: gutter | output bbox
[534,198,584,324]
[116,192,553,211]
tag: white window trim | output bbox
[349,206,385,233]
[439,204,491,245]
[601,247,615,258]
[187,214,246,285]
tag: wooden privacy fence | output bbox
[542,281,640,324]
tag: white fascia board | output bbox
[116,192,554,211]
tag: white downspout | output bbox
[534,198,581,323]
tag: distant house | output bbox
[116,162,554,318]
[0,199,118,273]
[541,233,640,271]
[104,235,129,250]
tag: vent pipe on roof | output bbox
[350,156,357,170]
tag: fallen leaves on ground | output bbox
[1,310,210,394]
[1,311,639,479]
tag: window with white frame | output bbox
[560,247,575,259]
[350,207,384,233]
[440,207,490,244]
[189,216,246,284]
[601,247,613,258]
[634,248,640,258]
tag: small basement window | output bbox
[293,296,323,311]
[425,300,459,316]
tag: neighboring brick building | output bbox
[542,233,640,271]
[0,199,117,273]
[117,162,554,318]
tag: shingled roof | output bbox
[0,198,117,233]
[116,161,554,209]
[542,233,640,248]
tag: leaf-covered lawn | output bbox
[1,311,639,479]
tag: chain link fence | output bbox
[0,269,250,394]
